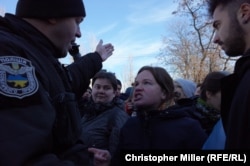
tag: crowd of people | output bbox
[1,0,250,165]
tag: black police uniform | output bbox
[0,14,102,165]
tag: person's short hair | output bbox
[200,71,230,101]
[137,66,174,101]
[207,0,247,17]
[15,0,86,19]
[92,71,118,91]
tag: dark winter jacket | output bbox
[176,97,220,135]
[221,51,250,149]
[0,14,102,165]
[118,105,207,150]
[111,105,207,165]
[80,98,129,157]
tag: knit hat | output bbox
[174,78,196,98]
[15,0,86,18]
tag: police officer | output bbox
[0,0,114,165]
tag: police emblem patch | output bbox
[0,56,39,99]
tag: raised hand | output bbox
[95,39,114,62]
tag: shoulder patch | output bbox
[0,56,39,99]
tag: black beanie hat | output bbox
[15,0,86,18]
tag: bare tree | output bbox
[157,0,236,83]
[120,55,135,91]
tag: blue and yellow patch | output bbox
[0,56,39,99]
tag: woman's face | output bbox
[133,70,166,111]
[92,78,116,104]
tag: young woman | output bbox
[117,66,207,150]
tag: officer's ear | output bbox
[238,3,250,24]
